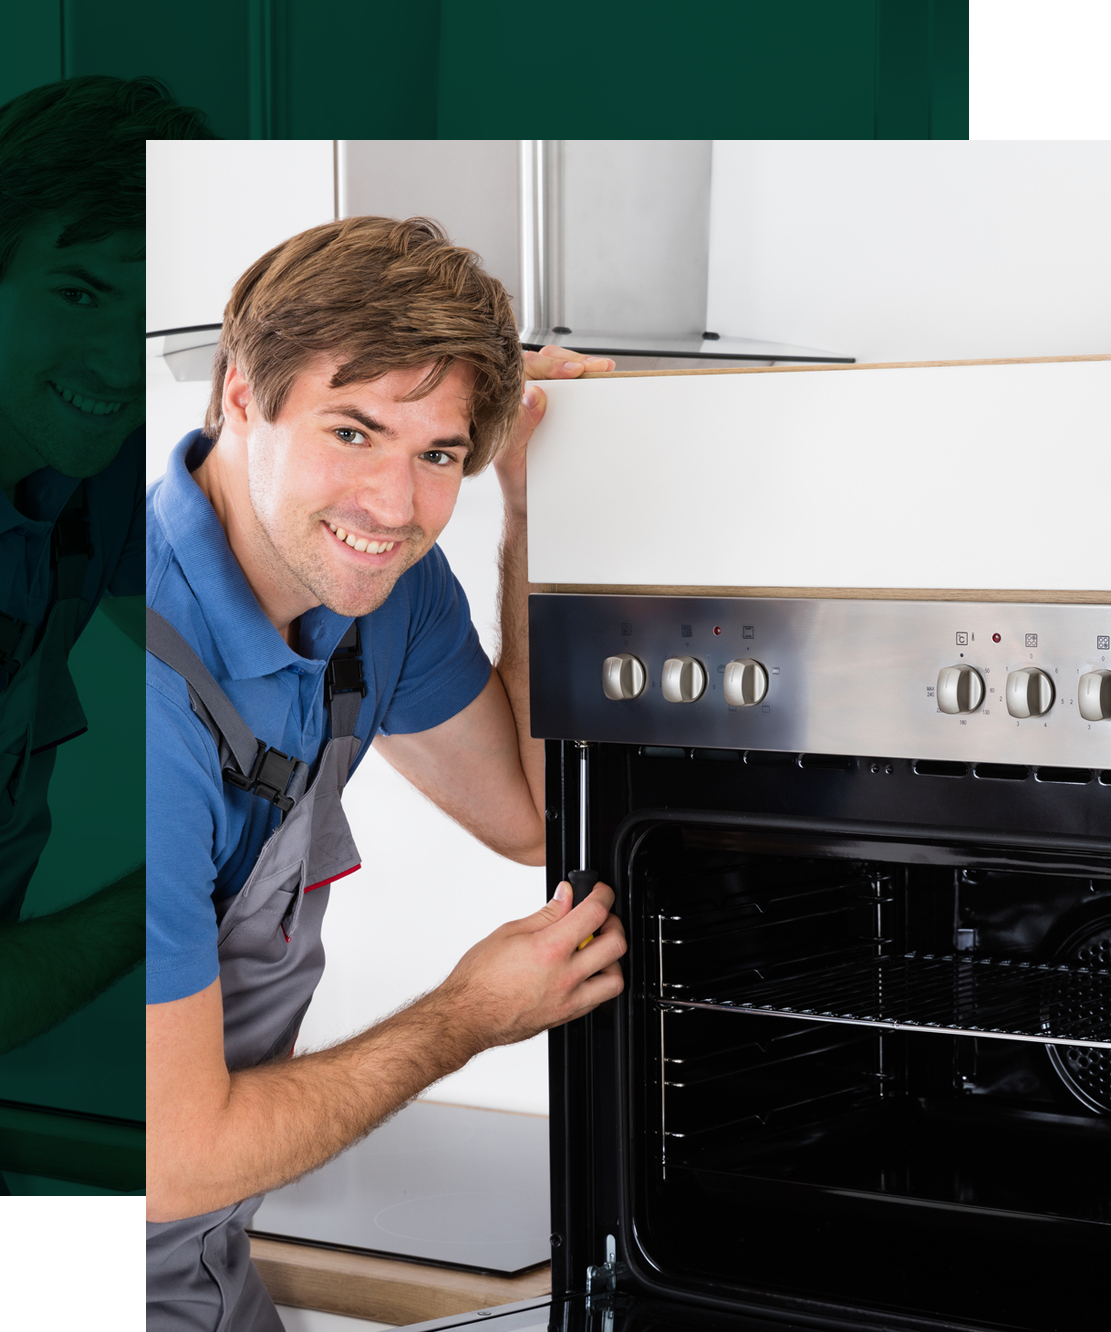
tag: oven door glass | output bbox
[620,814,1110,1332]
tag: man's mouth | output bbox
[49,381,126,416]
[326,522,398,555]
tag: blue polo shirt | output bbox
[0,426,145,682]
[146,432,492,1005]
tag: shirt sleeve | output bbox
[145,670,226,1004]
[378,544,491,736]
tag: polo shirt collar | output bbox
[154,432,354,681]
[0,466,80,536]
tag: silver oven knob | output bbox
[662,655,706,703]
[602,653,646,701]
[1006,667,1055,718]
[937,664,984,715]
[1078,669,1111,721]
[723,658,768,707]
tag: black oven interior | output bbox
[548,742,1111,1332]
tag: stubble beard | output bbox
[248,488,428,621]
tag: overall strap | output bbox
[146,607,308,814]
[324,620,366,740]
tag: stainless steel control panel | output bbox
[529,595,1111,767]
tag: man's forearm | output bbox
[495,511,545,819]
[152,988,476,1221]
[0,865,145,1053]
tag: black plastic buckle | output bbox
[223,740,298,812]
[325,646,367,704]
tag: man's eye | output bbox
[422,450,456,467]
[59,288,96,307]
[334,428,367,445]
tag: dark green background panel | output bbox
[2,0,967,139]
[436,0,879,138]
[62,0,250,137]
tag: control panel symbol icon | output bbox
[1025,633,1038,648]
[743,626,755,640]
[680,624,692,638]
[1098,636,1110,651]
[955,632,968,646]
[621,622,632,637]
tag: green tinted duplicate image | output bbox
[0,75,212,1195]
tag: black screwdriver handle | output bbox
[567,868,600,907]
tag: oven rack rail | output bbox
[658,951,1111,1050]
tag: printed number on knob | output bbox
[662,656,706,703]
[1005,667,1054,718]
[936,664,984,715]
[602,653,646,701]
[723,658,768,707]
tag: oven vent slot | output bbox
[913,759,968,777]
[692,748,740,762]
[743,751,797,767]
[659,951,1111,1051]
[1035,766,1093,784]
[799,753,853,771]
[973,763,1030,781]
[1102,770,1111,785]
[640,745,687,760]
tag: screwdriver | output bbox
[566,740,598,950]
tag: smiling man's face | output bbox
[0,218,144,492]
[215,354,476,627]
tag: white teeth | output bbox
[326,522,395,554]
[53,384,122,414]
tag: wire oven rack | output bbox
[661,951,1111,1050]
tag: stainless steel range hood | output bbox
[517,140,852,366]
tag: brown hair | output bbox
[0,75,214,280]
[205,216,522,475]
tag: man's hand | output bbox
[437,880,626,1052]
[148,882,625,1222]
[494,347,615,520]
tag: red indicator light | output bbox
[992,633,1001,643]
[713,625,722,636]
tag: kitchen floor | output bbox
[276,1308,392,1331]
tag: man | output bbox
[0,75,212,1189]
[146,214,626,1329]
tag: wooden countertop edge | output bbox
[581,353,1111,378]
[250,1236,551,1325]
[537,586,1110,605]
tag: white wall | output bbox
[147,140,335,331]
[706,140,1111,363]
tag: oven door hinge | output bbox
[586,1233,622,1308]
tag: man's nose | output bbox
[357,453,415,530]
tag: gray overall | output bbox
[0,486,91,1194]
[146,608,365,1331]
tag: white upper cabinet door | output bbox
[147,140,335,332]
[526,358,1111,593]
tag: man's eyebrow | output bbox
[45,265,121,295]
[321,404,472,452]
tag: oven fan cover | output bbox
[1045,923,1111,1115]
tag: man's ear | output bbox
[221,363,254,435]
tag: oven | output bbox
[403,358,1110,1332]
[530,591,1110,1332]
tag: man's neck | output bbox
[191,433,312,648]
